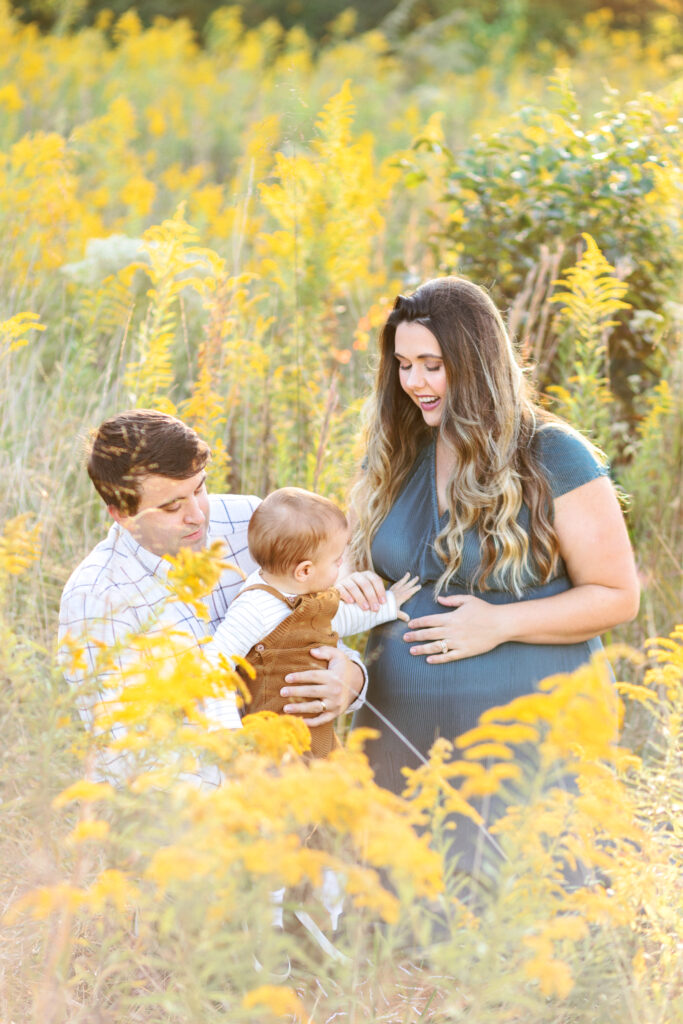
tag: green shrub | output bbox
[410,77,682,407]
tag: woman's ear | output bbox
[293,559,313,583]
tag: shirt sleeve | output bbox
[535,424,610,499]
[210,589,271,661]
[58,586,159,777]
[202,694,242,732]
[59,585,243,748]
[331,591,398,636]
[209,584,373,712]
[331,595,398,712]
[336,639,369,712]
[58,585,141,733]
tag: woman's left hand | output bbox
[403,595,507,662]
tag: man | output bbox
[58,409,367,750]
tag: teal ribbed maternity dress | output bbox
[353,425,610,797]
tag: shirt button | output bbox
[255,644,265,652]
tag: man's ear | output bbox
[108,504,125,525]
[292,560,313,583]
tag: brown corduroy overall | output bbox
[239,583,342,758]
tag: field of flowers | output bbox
[0,2,681,1021]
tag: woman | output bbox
[341,276,639,804]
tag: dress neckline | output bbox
[429,440,449,530]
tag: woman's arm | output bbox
[403,476,640,662]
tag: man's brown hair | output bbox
[87,409,210,515]
[248,488,348,575]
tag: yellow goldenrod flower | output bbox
[66,820,110,844]
[52,780,115,809]
[0,82,22,112]
[86,869,137,913]
[4,884,85,924]
[242,984,306,1018]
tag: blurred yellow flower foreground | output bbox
[3,534,681,1022]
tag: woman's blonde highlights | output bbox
[349,277,565,596]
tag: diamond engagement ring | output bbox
[438,640,448,655]
[320,698,328,712]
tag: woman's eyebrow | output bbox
[393,351,443,360]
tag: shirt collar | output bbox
[112,522,171,580]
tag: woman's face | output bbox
[394,321,448,426]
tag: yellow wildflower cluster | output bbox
[90,632,243,739]
[0,310,44,362]
[0,513,41,584]
[242,984,306,1019]
[123,204,223,411]
[8,608,683,1019]
[551,233,631,343]
[645,624,683,702]
[8,651,444,1004]
[547,234,632,451]
[166,540,241,621]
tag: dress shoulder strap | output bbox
[238,583,299,609]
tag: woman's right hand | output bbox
[336,570,387,612]
[403,594,507,661]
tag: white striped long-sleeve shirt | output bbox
[211,569,398,672]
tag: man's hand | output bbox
[279,646,364,726]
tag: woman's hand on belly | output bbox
[403,594,506,662]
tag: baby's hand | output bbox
[390,572,421,621]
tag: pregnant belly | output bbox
[360,578,605,747]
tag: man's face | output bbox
[109,470,210,558]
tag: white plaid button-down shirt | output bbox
[58,494,261,734]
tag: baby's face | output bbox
[305,527,349,592]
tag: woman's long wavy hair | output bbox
[349,276,572,596]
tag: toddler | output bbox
[212,487,419,757]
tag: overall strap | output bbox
[238,583,299,609]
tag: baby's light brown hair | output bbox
[248,487,348,574]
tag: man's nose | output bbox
[184,496,205,523]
